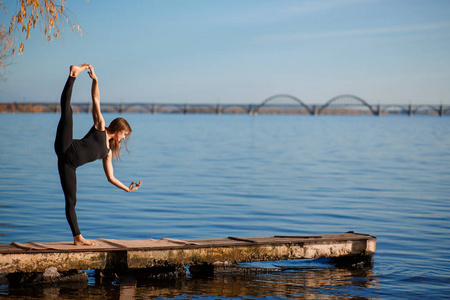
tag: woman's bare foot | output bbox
[69,64,90,78]
[74,234,99,246]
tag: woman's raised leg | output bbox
[54,64,90,155]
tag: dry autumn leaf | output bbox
[0,0,82,68]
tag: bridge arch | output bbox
[382,104,410,115]
[319,94,376,115]
[444,106,450,114]
[413,105,442,115]
[120,104,153,113]
[256,94,313,114]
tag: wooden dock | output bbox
[0,232,376,274]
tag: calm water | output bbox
[0,113,449,299]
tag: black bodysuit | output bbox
[54,76,109,237]
[65,126,110,168]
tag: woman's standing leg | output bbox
[58,162,81,237]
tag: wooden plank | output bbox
[227,237,257,243]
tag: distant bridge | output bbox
[1,94,448,116]
[254,94,448,116]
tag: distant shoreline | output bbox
[0,102,447,116]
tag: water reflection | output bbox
[4,263,380,299]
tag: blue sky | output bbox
[1,0,449,105]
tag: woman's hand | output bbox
[103,155,141,193]
[128,181,142,192]
[87,64,98,81]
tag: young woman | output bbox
[55,64,142,246]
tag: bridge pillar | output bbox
[152,104,157,114]
[217,104,222,115]
[248,105,254,115]
[409,105,413,116]
[440,105,444,117]
[184,104,189,114]
[119,104,124,114]
[377,105,382,116]
[313,105,318,116]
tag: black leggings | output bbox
[54,76,80,237]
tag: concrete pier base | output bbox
[6,268,88,287]
[331,254,374,269]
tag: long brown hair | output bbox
[106,117,132,161]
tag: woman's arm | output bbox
[102,152,142,192]
[88,65,105,131]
